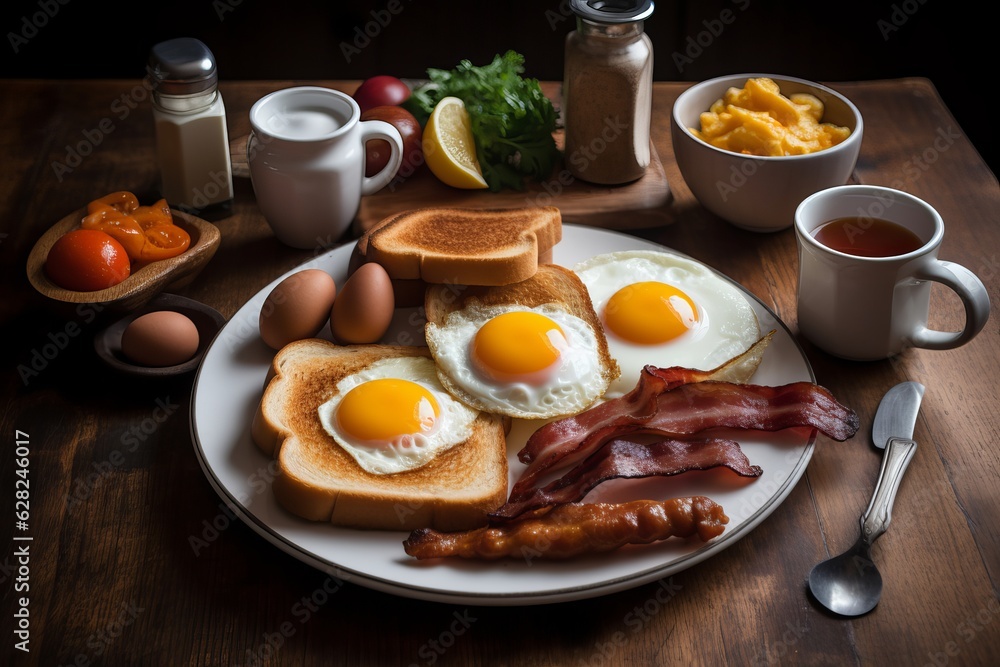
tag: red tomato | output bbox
[361,105,423,178]
[45,228,131,292]
[353,76,410,113]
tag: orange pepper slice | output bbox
[81,192,190,262]
[131,198,173,229]
[87,191,139,215]
[140,223,191,261]
[81,204,147,259]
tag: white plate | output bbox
[190,225,815,606]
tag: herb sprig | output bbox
[404,51,561,192]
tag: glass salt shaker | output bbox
[148,37,234,213]
[563,0,654,185]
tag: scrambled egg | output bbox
[691,77,851,156]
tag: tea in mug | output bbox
[812,217,925,257]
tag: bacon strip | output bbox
[512,375,859,503]
[516,365,703,467]
[515,332,777,472]
[403,496,729,560]
[490,438,761,522]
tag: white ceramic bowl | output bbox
[671,73,863,232]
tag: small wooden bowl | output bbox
[26,206,221,312]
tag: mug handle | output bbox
[910,260,991,350]
[358,120,404,196]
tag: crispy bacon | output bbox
[517,365,713,468]
[403,496,729,560]
[490,438,761,522]
[510,373,860,503]
[515,331,777,474]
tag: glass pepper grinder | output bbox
[563,0,654,185]
[148,37,234,214]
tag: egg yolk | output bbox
[604,281,699,345]
[336,378,439,444]
[472,311,566,384]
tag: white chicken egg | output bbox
[574,250,760,399]
[317,356,479,475]
[425,302,608,419]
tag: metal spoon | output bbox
[808,381,924,616]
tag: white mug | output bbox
[794,185,991,361]
[248,86,403,249]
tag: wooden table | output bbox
[2,78,998,666]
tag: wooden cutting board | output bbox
[356,134,672,233]
[231,132,673,234]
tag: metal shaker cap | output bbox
[148,37,219,96]
[570,0,654,23]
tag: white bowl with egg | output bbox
[671,73,863,232]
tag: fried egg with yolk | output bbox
[317,356,479,474]
[574,250,760,399]
[425,302,611,419]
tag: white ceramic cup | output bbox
[794,185,991,361]
[248,86,403,248]
[671,73,863,232]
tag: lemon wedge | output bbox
[422,96,488,189]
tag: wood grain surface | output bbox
[1,78,998,667]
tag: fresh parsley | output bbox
[404,51,561,192]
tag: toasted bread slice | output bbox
[350,206,562,306]
[252,339,508,532]
[424,264,621,419]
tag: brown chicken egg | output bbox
[259,269,337,350]
[121,310,200,367]
[331,262,395,344]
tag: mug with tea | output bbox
[248,86,403,249]
[794,184,991,361]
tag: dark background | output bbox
[1,0,995,176]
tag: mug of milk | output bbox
[248,86,403,249]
